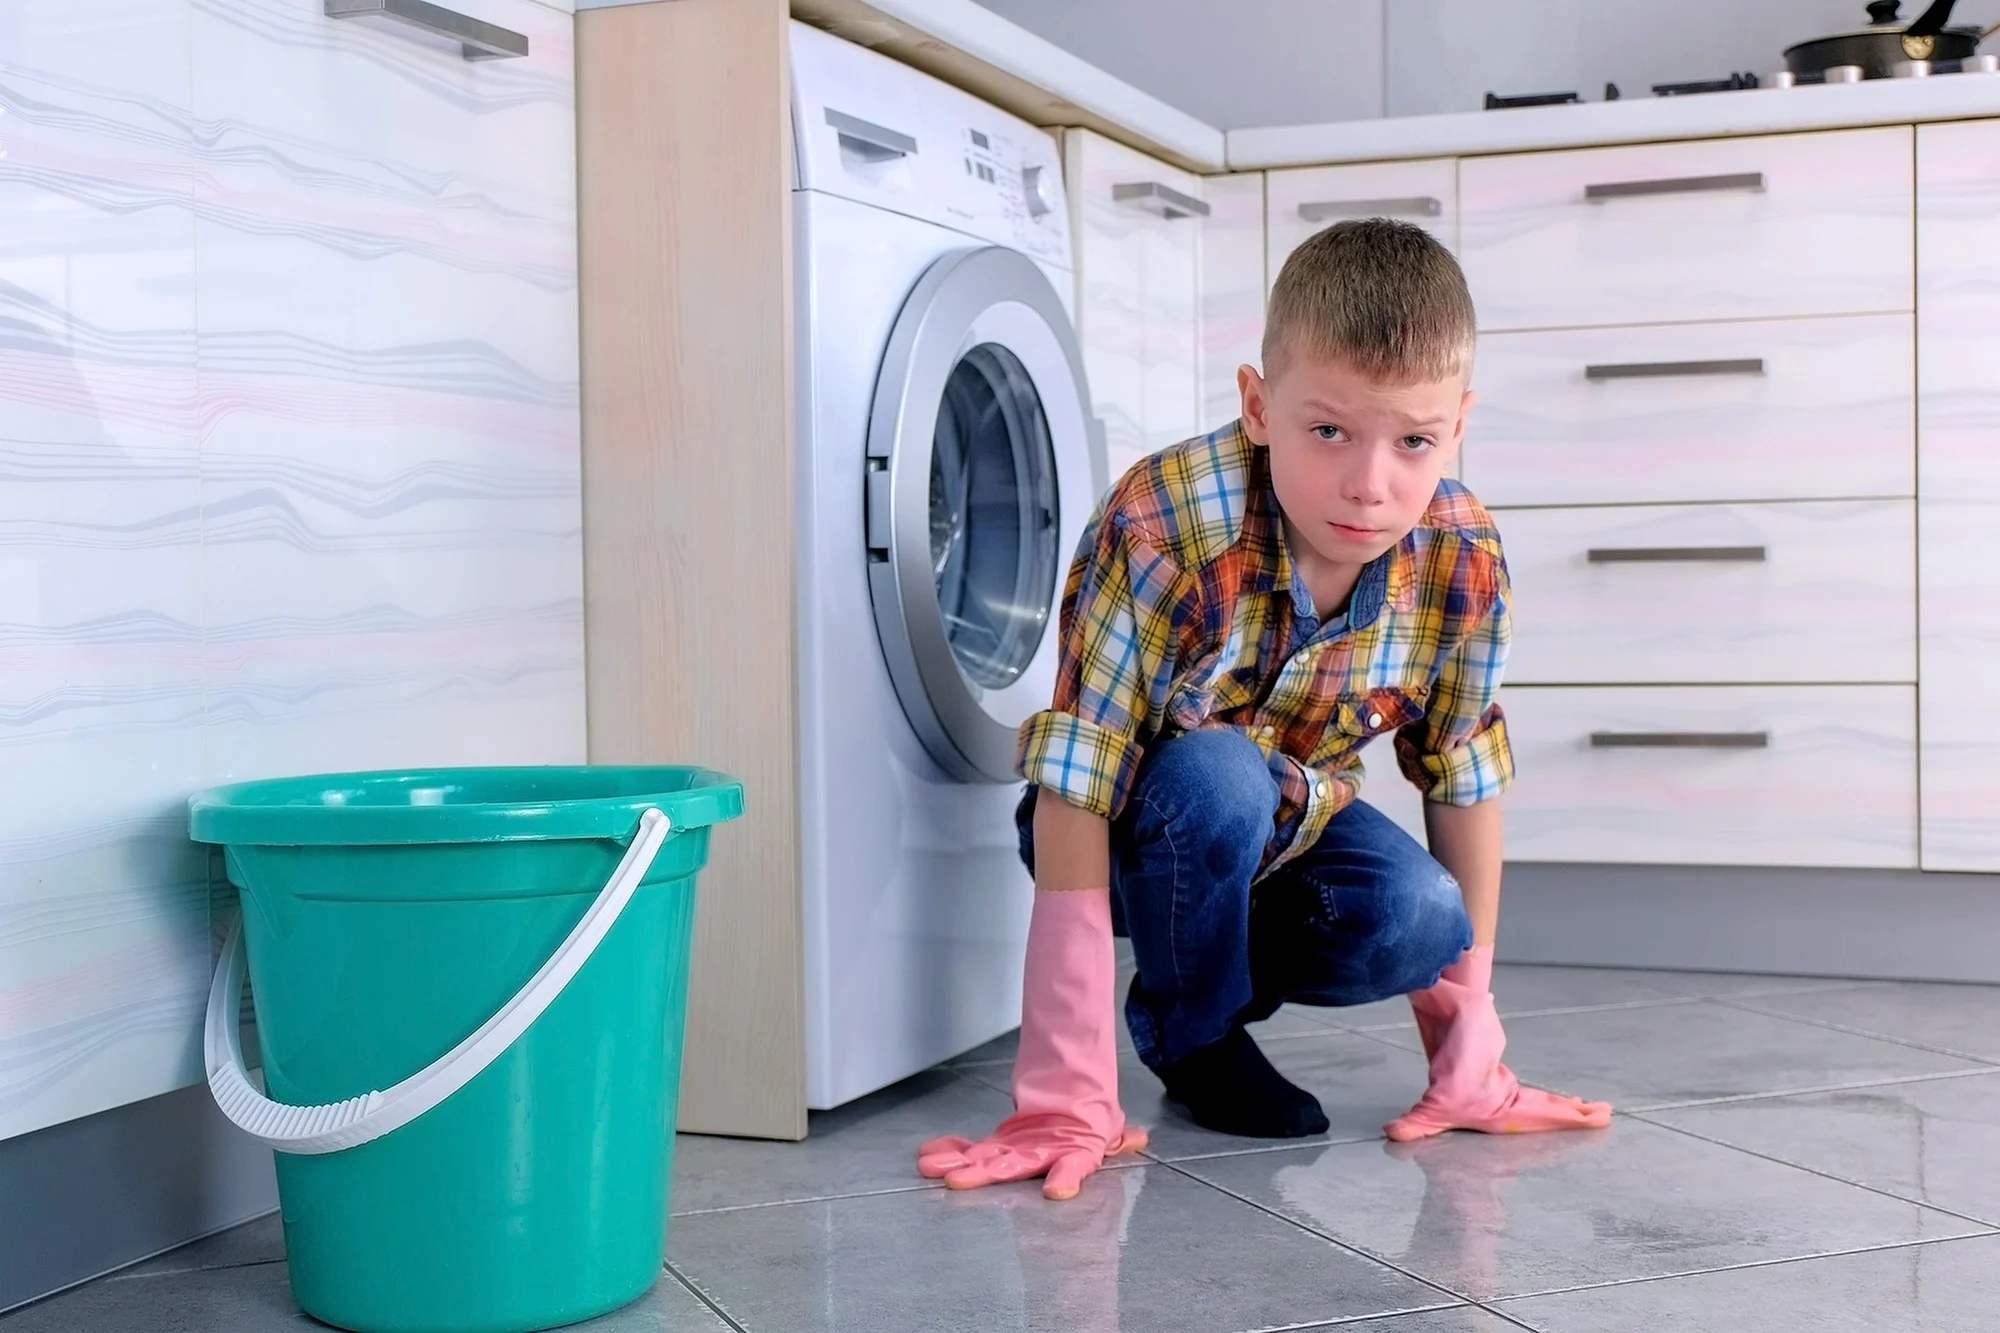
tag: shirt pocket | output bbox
[1330,684,1428,741]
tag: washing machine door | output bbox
[866,246,1104,783]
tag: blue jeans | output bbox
[1016,728,1473,1070]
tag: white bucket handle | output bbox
[204,807,673,1155]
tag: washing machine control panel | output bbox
[790,21,1074,269]
[948,123,1071,268]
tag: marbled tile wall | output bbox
[0,0,583,1141]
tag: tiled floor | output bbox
[12,960,2000,1332]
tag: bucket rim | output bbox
[188,765,744,846]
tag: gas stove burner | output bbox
[1653,72,1761,95]
[1483,89,1581,109]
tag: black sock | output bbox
[1157,1026,1330,1139]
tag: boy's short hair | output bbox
[1261,217,1477,386]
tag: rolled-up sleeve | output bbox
[1015,509,1196,819]
[1394,568,1515,807]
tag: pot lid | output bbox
[1786,0,1980,43]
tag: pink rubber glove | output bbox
[1385,945,1613,1142]
[917,888,1148,1200]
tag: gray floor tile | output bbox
[669,1164,1453,1333]
[116,1213,285,1278]
[673,1068,1011,1213]
[1498,1233,2000,1332]
[1337,1310,1524,1331]
[1643,1070,2000,1225]
[1730,982,2000,1062]
[0,1259,310,1332]
[960,1028,1438,1161]
[1363,1000,1983,1111]
[1177,1116,1981,1302]
[3,1258,727,1333]
[1327,966,1863,1033]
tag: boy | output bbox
[918,219,1611,1202]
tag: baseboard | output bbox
[1496,861,2000,983]
[0,1083,278,1314]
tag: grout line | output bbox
[1629,1109,2000,1231]
[1146,1130,1385,1165]
[1232,1300,1483,1332]
[672,1182,942,1218]
[1147,1157,1495,1314]
[1624,1064,2000,1114]
[664,1261,754,1333]
[1485,1229,2000,1308]
[1479,307,1914,338]
[1713,994,2000,1068]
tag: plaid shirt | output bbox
[1015,420,1514,873]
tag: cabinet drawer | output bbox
[1064,130,1201,483]
[1466,314,1914,506]
[1499,685,1917,868]
[1266,158,1457,287]
[1499,500,1914,685]
[1460,128,1913,331]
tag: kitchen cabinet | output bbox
[1265,157,1458,283]
[1498,499,1916,686]
[1917,117,2000,872]
[1062,129,1202,485]
[1499,684,1919,869]
[1464,314,1914,508]
[1459,128,1913,332]
[1197,172,1265,435]
[193,0,584,782]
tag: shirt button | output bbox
[1260,725,1275,739]
[1368,712,1384,728]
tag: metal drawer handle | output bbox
[1586,358,1765,381]
[324,0,528,60]
[1298,196,1443,222]
[1591,731,1770,749]
[1587,545,1767,563]
[1113,181,1210,220]
[1584,171,1766,202]
[826,109,916,161]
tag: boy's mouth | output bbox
[1328,521,1384,541]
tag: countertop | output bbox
[791,1,2000,175]
[1228,73,2000,169]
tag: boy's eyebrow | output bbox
[1303,398,1454,430]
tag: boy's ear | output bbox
[1238,364,1270,445]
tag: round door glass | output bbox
[928,343,1061,690]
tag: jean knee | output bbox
[1130,729,1278,853]
[1383,863,1473,991]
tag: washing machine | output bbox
[789,21,1105,1109]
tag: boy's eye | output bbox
[1401,435,1435,452]
[1312,425,1345,442]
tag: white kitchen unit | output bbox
[1497,500,1916,687]
[1498,684,1919,871]
[1458,128,1914,332]
[1062,129,1202,485]
[1464,314,1915,508]
[1196,171,1265,435]
[1917,118,2000,873]
[1265,157,1458,281]
[0,0,582,1149]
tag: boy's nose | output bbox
[1342,446,1393,505]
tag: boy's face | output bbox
[1239,351,1474,572]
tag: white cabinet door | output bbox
[1500,685,1918,869]
[1460,128,1913,332]
[193,0,585,784]
[1498,500,1916,686]
[1917,118,2000,871]
[1466,314,1914,507]
[1064,130,1201,487]
[1198,172,1264,435]
[1266,158,1458,288]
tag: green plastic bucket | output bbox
[189,766,744,1333]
